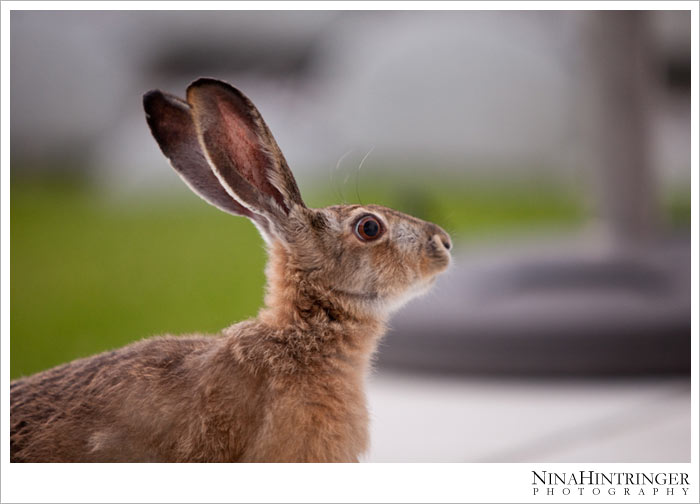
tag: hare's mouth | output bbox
[426,239,451,265]
[426,249,451,275]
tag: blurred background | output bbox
[11,10,691,462]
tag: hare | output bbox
[10,78,452,462]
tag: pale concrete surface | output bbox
[364,372,690,462]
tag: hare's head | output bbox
[144,79,450,318]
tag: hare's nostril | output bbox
[431,233,451,251]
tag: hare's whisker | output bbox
[334,149,353,204]
[355,146,374,206]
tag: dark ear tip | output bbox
[187,77,245,101]
[143,89,164,113]
[144,90,190,119]
[188,77,229,90]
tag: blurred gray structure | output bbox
[378,234,690,376]
[11,11,690,190]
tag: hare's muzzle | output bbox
[427,222,452,253]
[425,225,452,274]
[434,231,452,252]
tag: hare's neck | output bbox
[256,243,387,370]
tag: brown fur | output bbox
[10,79,451,462]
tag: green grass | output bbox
[664,188,692,228]
[11,180,267,379]
[13,173,687,379]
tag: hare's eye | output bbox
[355,215,384,242]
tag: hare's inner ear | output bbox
[144,91,253,219]
[186,78,306,222]
[143,90,273,240]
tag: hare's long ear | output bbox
[143,90,272,239]
[186,78,306,232]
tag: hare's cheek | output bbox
[382,255,420,293]
[339,252,377,291]
[370,242,407,275]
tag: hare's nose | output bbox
[431,231,452,251]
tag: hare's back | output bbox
[10,335,217,462]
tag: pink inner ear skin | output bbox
[143,89,259,221]
[218,100,289,213]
